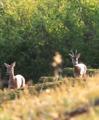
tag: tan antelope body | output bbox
[4,62,25,89]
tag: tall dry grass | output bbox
[0,75,99,120]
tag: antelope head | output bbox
[4,62,16,75]
[69,50,80,66]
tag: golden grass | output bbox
[0,75,99,120]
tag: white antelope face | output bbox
[69,50,80,66]
[4,62,16,75]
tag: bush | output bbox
[0,0,99,82]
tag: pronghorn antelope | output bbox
[69,50,87,78]
[4,62,25,89]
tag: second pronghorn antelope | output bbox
[4,62,25,89]
[69,50,87,78]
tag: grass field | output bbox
[0,74,99,120]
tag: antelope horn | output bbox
[75,49,78,56]
[71,50,75,57]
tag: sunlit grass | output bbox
[0,75,99,120]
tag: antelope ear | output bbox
[12,62,16,67]
[77,53,80,58]
[4,63,9,68]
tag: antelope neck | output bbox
[73,62,78,66]
[9,69,15,81]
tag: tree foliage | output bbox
[0,0,99,82]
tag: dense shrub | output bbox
[0,0,99,82]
